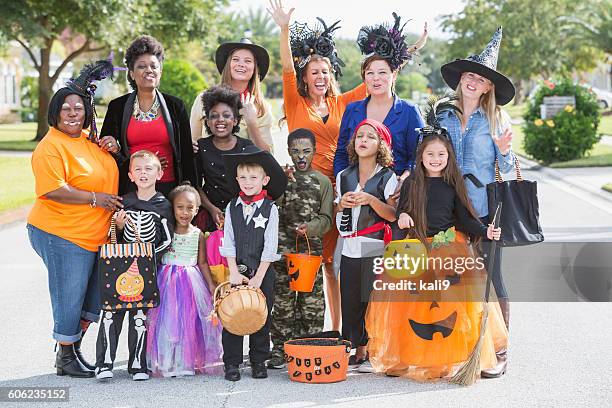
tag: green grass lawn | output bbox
[599,114,612,136]
[0,119,106,151]
[0,156,34,212]
[512,125,612,167]
[508,107,612,167]
[0,123,38,151]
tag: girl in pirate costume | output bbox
[335,118,397,372]
[365,97,508,381]
[95,150,174,381]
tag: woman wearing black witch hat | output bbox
[438,27,516,377]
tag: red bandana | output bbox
[354,118,393,149]
[239,189,270,204]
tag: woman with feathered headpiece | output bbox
[27,57,122,378]
[334,13,428,182]
[268,0,368,334]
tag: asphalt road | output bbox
[1,150,612,406]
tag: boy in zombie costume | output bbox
[268,128,334,369]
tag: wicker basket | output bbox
[284,338,351,383]
[213,281,268,336]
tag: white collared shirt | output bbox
[218,196,281,263]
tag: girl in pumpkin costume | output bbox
[365,98,508,381]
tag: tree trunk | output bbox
[34,43,53,141]
[513,81,524,105]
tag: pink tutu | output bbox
[147,263,222,377]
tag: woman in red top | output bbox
[101,35,196,196]
[269,0,367,331]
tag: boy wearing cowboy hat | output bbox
[219,145,288,381]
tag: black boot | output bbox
[73,337,95,371]
[56,344,94,378]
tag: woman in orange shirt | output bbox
[269,0,367,331]
[27,60,121,378]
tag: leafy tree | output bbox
[440,0,604,102]
[395,72,429,101]
[0,0,227,140]
[159,59,208,107]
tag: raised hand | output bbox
[493,128,513,156]
[240,91,258,126]
[267,0,294,28]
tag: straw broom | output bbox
[450,202,503,386]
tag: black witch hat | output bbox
[440,27,515,105]
[289,17,345,79]
[356,13,428,71]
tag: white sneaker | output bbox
[95,368,113,380]
[357,360,375,373]
[132,372,150,381]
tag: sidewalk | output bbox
[517,155,612,204]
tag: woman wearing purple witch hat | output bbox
[27,58,121,378]
[438,27,516,378]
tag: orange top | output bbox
[283,71,367,179]
[28,127,119,252]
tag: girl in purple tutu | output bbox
[147,183,222,377]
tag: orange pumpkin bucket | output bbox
[285,234,322,292]
[284,338,351,383]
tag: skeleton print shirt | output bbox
[118,192,174,257]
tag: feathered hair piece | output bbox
[417,94,462,144]
[66,53,124,142]
[357,13,428,71]
[289,17,345,78]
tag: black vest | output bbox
[339,165,394,240]
[230,197,274,271]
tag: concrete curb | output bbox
[0,205,31,230]
[517,154,612,204]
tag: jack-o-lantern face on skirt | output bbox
[367,235,489,369]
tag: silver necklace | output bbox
[133,94,160,122]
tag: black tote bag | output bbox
[487,158,544,247]
[98,217,159,310]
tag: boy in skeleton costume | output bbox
[95,150,174,381]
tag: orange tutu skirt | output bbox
[365,231,508,381]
